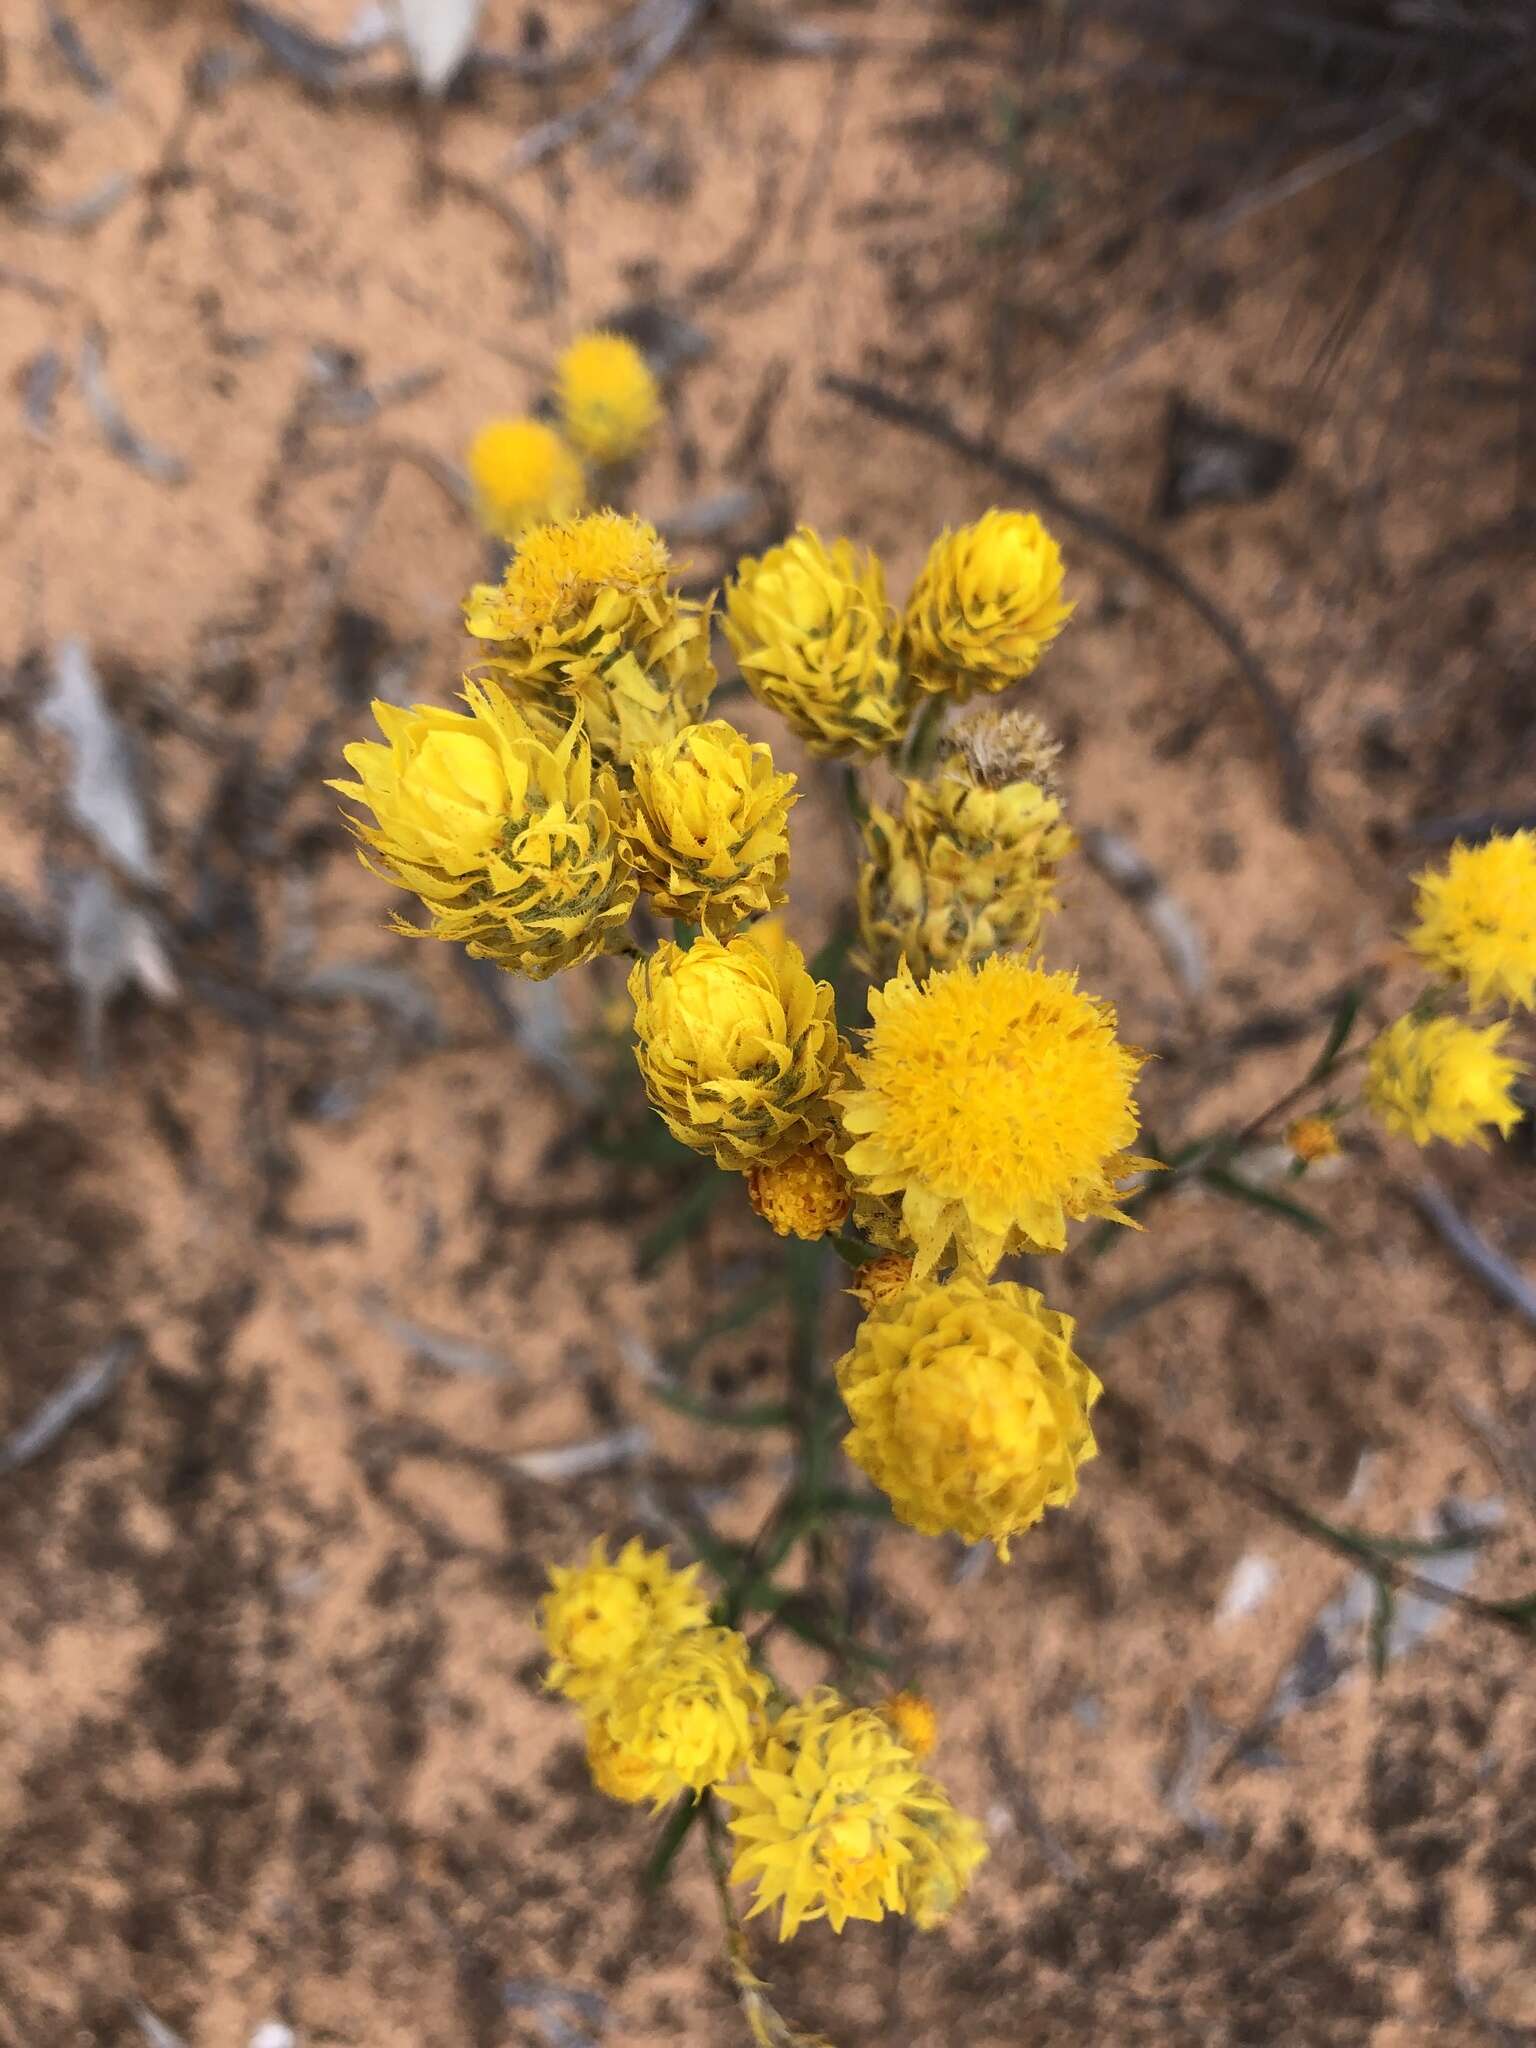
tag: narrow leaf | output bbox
[1306,985,1363,1084]
[1202,1165,1330,1236]
[642,1795,703,1892]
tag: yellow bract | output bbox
[834,1272,1101,1556]
[622,719,796,934]
[329,683,636,979]
[467,416,584,542]
[585,1625,769,1808]
[903,508,1073,700]
[837,955,1148,1276]
[538,1537,711,1705]
[630,933,842,1172]
[556,329,661,466]
[1408,831,1536,1013]
[1366,1013,1525,1149]
[724,528,915,757]
[746,1141,851,1240]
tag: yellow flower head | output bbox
[556,329,661,467]
[466,417,585,542]
[586,1625,769,1808]
[724,529,915,758]
[538,1537,711,1705]
[879,1690,938,1762]
[464,512,714,768]
[630,933,842,1171]
[330,684,636,979]
[1407,831,1536,1012]
[903,1785,989,1931]
[834,1272,1101,1555]
[837,955,1147,1277]
[856,726,1074,983]
[903,509,1073,700]
[850,1249,916,1311]
[746,1141,852,1240]
[720,1689,953,1939]
[622,719,796,935]
[1286,1115,1340,1166]
[1366,1013,1525,1149]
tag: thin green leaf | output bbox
[642,1795,704,1892]
[1306,985,1363,1084]
[638,1173,724,1272]
[829,1234,879,1269]
[1367,1574,1394,1680]
[840,766,869,828]
[809,921,856,986]
[816,1487,894,1520]
[777,1604,893,1669]
[650,1385,795,1430]
[665,1275,787,1372]
[1202,1165,1331,1236]
[1482,1589,1536,1633]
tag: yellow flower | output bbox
[465,511,714,768]
[724,529,915,757]
[1366,1013,1525,1149]
[720,1690,948,1939]
[849,1250,915,1311]
[556,330,661,467]
[834,1272,1101,1555]
[586,1625,769,1808]
[538,1537,711,1705]
[746,1141,851,1240]
[622,720,796,935]
[466,417,584,542]
[1286,1115,1339,1165]
[330,683,636,978]
[630,933,842,1171]
[856,723,1074,983]
[903,509,1073,700]
[836,955,1148,1277]
[879,1691,938,1762]
[1407,832,1536,1012]
[903,1786,989,1931]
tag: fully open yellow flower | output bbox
[1366,1013,1525,1148]
[622,719,796,934]
[330,684,636,978]
[467,417,584,542]
[538,1538,711,1706]
[835,1272,1100,1555]
[746,1141,851,1240]
[585,1625,768,1808]
[903,509,1073,699]
[1408,831,1536,1012]
[720,1690,961,1939]
[556,330,661,466]
[837,955,1147,1276]
[465,511,714,766]
[724,529,915,757]
[630,933,841,1171]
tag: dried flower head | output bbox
[834,1271,1101,1556]
[1366,1013,1524,1149]
[467,417,584,542]
[849,1249,916,1311]
[902,509,1073,700]
[724,529,915,757]
[880,1691,938,1762]
[622,719,796,934]
[1407,831,1536,1013]
[837,955,1147,1276]
[720,1689,961,1939]
[746,1141,852,1240]
[630,932,842,1171]
[556,330,661,467]
[465,512,714,767]
[330,685,636,979]
[585,1625,769,1808]
[538,1538,711,1705]
[942,707,1062,792]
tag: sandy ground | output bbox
[2,3,1535,2044]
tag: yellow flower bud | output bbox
[1286,1116,1340,1165]
[724,528,915,757]
[622,719,796,935]
[880,1690,938,1761]
[466,417,584,542]
[849,1249,915,1310]
[330,683,636,979]
[1366,1013,1525,1149]
[630,933,842,1171]
[746,1141,851,1240]
[556,330,661,467]
[903,509,1073,700]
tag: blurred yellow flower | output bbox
[724,529,915,757]
[630,932,842,1171]
[538,1537,711,1705]
[622,719,796,934]
[1286,1115,1340,1165]
[556,330,660,466]
[879,1690,938,1761]
[330,684,636,978]
[1366,1013,1524,1149]
[834,1272,1101,1556]
[746,1140,851,1240]
[837,955,1147,1276]
[903,509,1073,700]
[466,417,584,542]
[1408,831,1536,1012]
[586,1625,768,1807]
[903,1786,989,1931]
